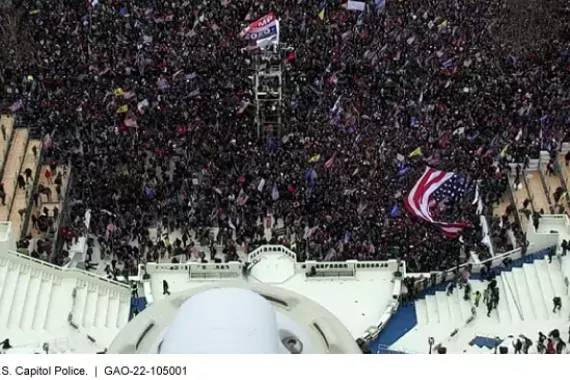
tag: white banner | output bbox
[347,1,366,11]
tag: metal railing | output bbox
[0,117,15,180]
[538,164,554,213]
[4,167,21,220]
[50,164,73,256]
[2,249,130,290]
[410,245,553,295]
[20,139,45,238]
[523,172,536,214]
[506,175,524,241]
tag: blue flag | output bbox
[305,168,316,188]
[271,185,280,200]
[267,137,277,152]
[144,186,155,199]
[390,203,400,218]
[375,0,386,9]
[442,59,453,69]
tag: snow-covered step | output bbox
[522,263,548,320]
[512,267,535,320]
[7,266,31,328]
[415,299,429,326]
[0,267,20,326]
[32,276,54,330]
[105,293,121,329]
[546,260,567,296]
[0,264,8,285]
[83,284,99,328]
[535,259,556,316]
[44,283,64,330]
[495,278,513,323]
[94,290,110,328]
[19,271,42,329]
[117,296,131,328]
[425,295,439,323]
[456,289,471,321]
[447,289,463,322]
[73,283,88,327]
[435,292,451,324]
[501,272,523,323]
[546,260,568,316]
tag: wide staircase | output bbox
[71,279,132,336]
[525,171,551,214]
[0,115,14,174]
[0,127,27,221]
[27,164,70,239]
[0,117,43,241]
[541,163,564,211]
[415,252,568,327]
[0,248,131,351]
[9,137,42,241]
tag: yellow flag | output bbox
[438,20,448,29]
[30,10,40,15]
[309,154,321,163]
[114,88,124,96]
[500,144,509,158]
[409,147,422,158]
[318,9,325,20]
[116,105,128,113]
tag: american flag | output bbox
[404,167,472,238]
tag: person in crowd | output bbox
[552,296,562,313]
[163,280,171,296]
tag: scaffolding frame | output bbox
[253,47,284,140]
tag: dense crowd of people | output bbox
[1,0,570,276]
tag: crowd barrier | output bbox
[189,262,242,279]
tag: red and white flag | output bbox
[237,190,249,206]
[404,167,472,238]
[237,101,250,115]
[44,134,52,149]
[324,153,336,169]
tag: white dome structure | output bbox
[160,288,281,354]
[107,283,361,354]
